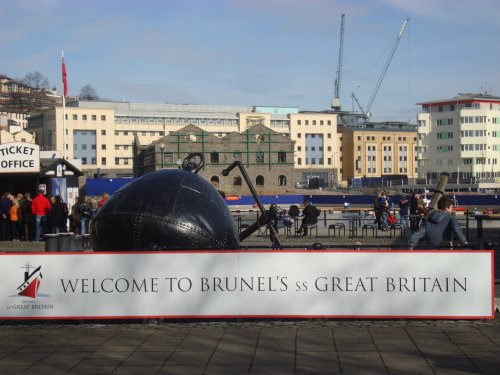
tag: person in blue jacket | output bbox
[408,197,467,249]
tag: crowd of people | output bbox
[372,189,468,248]
[0,190,109,242]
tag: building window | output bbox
[82,157,87,165]
[101,157,106,165]
[298,158,302,165]
[101,115,106,121]
[115,158,119,165]
[278,175,287,186]
[82,115,87,120]
[256,175,264,186]
[101,130,106,135]
[92,115,97,120]
[278,151,286,163]
[210,151,219,164]
[256,151,264,164]
[233,151,242,161]
[233,176,242,186]
[73,114,77,120]
[91,158,96,165]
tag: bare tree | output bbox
[21,72,50,90]
[79,84,99,100]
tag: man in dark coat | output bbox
[298,200,320,236]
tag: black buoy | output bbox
[90,153,239,251]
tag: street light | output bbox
[160,144,164,169]
[331,152,338,189]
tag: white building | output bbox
[416,93,500,184]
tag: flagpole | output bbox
[62,52,67,160]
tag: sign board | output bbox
[0,142,40,173]
[0,251,493,320]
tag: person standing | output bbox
[408,197,467,249]
[32,190,51,241]
[21,192,34,241]
[373,191,382,229]
[97,192,109,210]
[9,198,22,241]
[51,196,68,233]
[0,192,13,241]
[399,194,410,228]
[76,196,92,235]
[409,191,420,231]
[378,190,390,231]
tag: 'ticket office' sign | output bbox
[0,142,40,173]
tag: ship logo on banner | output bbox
[17,263,43,298]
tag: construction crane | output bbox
[331,13,345,110]
[353,18,409,119]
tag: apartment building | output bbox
[416,93,500,182]
[288,111,341,187]
[340,122,418,187]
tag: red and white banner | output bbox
[0,251,494,320]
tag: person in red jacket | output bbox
[32,189,51,241]
[97,192,109,209]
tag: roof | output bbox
[416,92,500,105]
[40,158,84,177]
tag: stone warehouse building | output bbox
[134,124,295,196]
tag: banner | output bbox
[0,251,493,319]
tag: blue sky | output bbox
[2,0,498,122]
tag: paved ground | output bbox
[1,229,500,374]
[1,320,500,374]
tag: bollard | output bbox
[44,234,59,252]
[57,233,73,252]
[70,235,84,252]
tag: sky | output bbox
[2,0,498,122]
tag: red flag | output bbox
[62,54,68,97]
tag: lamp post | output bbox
[160,143,164,169]
[331,152,338,189]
